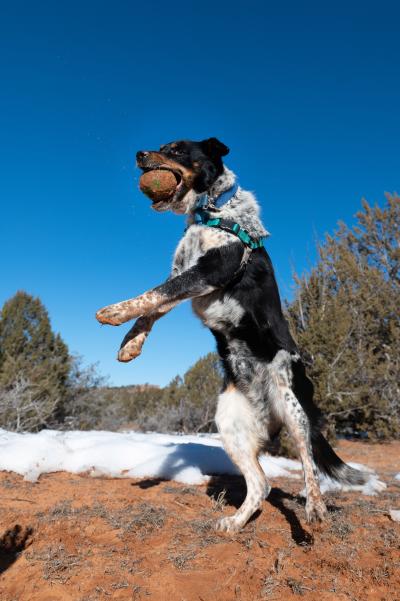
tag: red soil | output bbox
[0,440,399,601]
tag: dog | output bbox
[96,137,380,533]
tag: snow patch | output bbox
[389,509,400,523]
[0,430,386,496]
[0,429,300,484]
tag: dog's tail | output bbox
[310,430,368,485]
[290,356,384,490]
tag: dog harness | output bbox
[193,182,265,250]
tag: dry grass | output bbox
[168,548,197,569]
[26,544,87,583]
[210,488,227,512]
[37,499,166,539]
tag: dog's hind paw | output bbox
[305,499,327,523]
[215,515,243,534]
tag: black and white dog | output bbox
[96,138,382,533]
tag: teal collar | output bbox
[191,180,264,250]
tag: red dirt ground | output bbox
[0,440,399,601]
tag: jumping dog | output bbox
[96,137,381,533]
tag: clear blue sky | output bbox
[1,1,399,387]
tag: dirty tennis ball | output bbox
[139,170,178,202]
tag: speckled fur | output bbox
[185,168,269,240]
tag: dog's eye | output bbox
[170,148,182,156]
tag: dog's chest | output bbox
[192,292,244,331]
[172,226,245,331]
[172,225,233,275]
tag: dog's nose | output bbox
[136,151,149,161]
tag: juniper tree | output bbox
[179,352,222,431]
[130,353,222,433]
[287,194,400,440]
[0,291,71,429]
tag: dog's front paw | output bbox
[96,303,130,326]
[118,333,147,362]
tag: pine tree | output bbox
[0,291,71,429]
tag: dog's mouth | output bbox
[137,150,196,209]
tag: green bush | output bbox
[286,194,400,440]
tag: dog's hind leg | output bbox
[271,368,327,523]
[215,384,270,534]
[282,390,327,522]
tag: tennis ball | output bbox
[139,170,178,202]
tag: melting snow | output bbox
[0,429,385,495]
[389,509,400,522]
[0,429,300,484]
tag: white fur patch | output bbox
[192,293,244,330]
[216,387,253,428]
[172,224,234,275]
[215,387,265,448]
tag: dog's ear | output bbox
[200,137,229,159]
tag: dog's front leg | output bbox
[96,289,170,326]
[96,266,216,326]
[96,243,245,326]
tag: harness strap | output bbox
[194,208,264,250]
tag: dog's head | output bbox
[136,137,229,213]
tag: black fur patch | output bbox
[214,248,298,363]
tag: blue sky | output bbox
[1,1,399,387]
